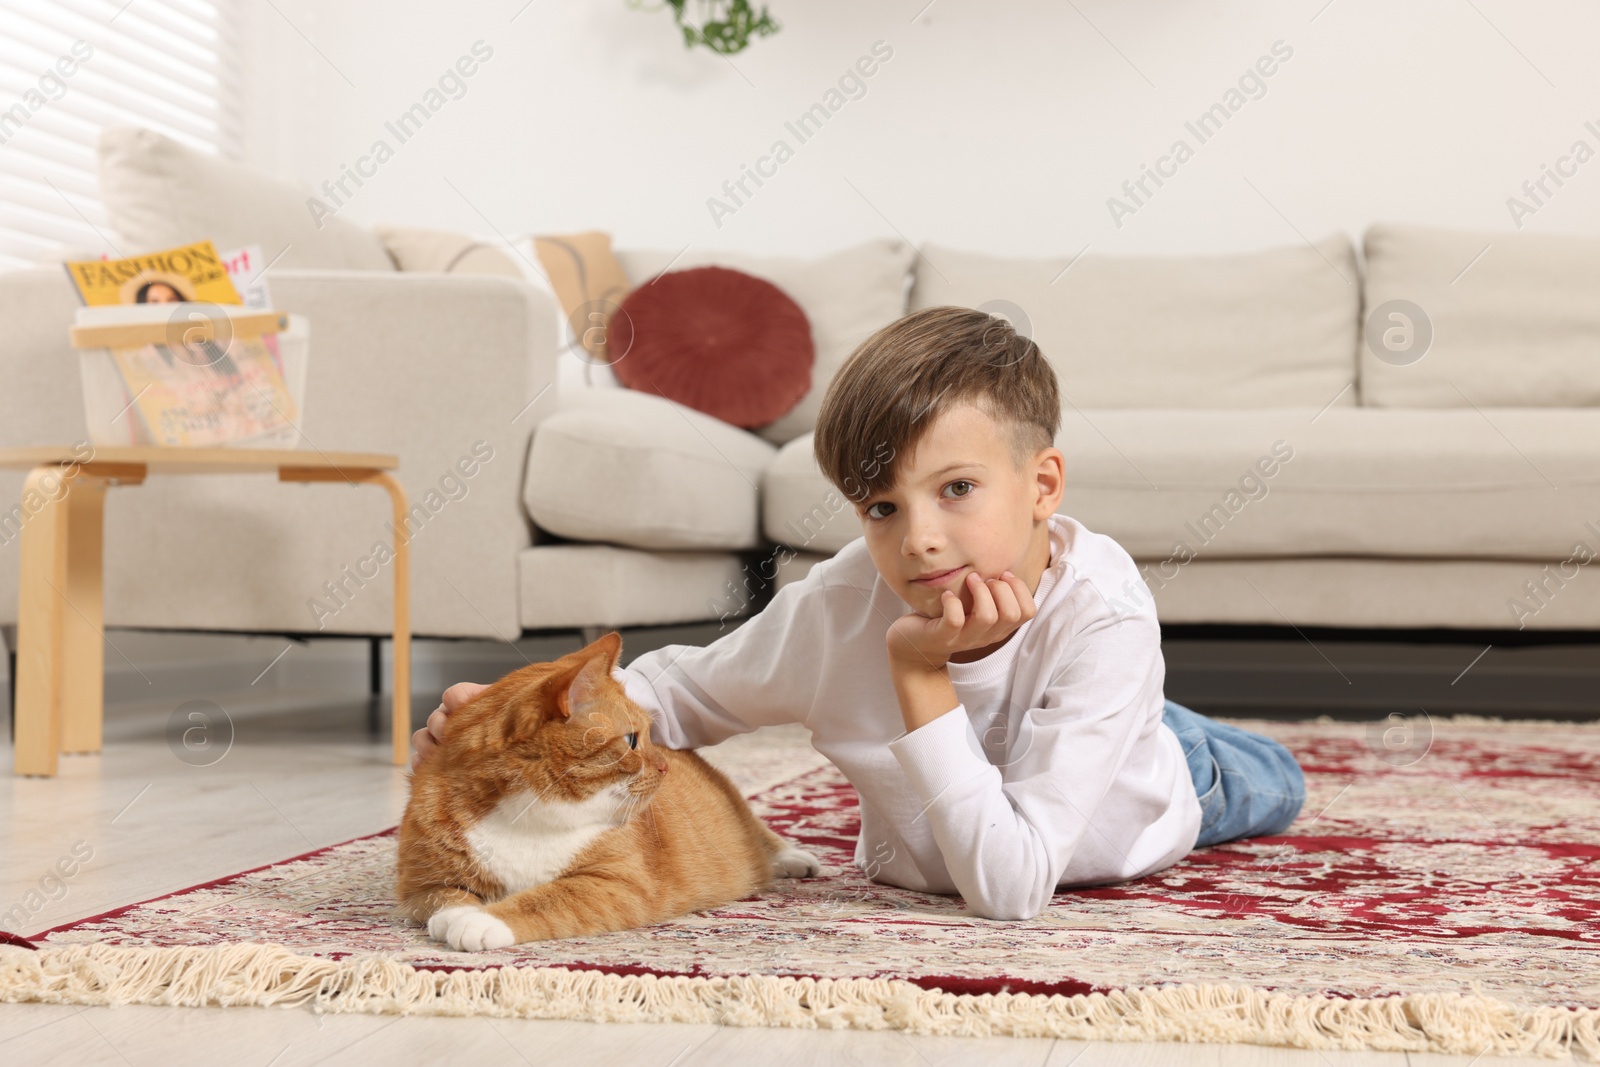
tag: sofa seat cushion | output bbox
[615,239,915,445]
[910,235,1360,408]
[524,387,776,551]
[763,432,867,555]
[1362,223,1600,407]
[762,410,1600,560]
[518,543,754,630]
[1059,407,1600,560]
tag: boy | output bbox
[413,305,1306,921]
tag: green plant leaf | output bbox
[659,0,780,55]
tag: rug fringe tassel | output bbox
[1,942,1595,1056]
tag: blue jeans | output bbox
[1162,699,1305,848]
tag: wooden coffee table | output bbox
[0,446,412,776]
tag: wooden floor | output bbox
[0,667,1560,1065]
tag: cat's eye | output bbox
[624,732,638,749]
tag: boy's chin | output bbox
[905,583,970,616]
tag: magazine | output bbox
[64,238,244,307]
[219,244,275,310]
[62,240,298,447]
[95,328,295,446]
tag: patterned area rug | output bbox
[3,717,1599,1057]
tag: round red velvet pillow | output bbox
[608,266,813,428]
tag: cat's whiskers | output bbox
[608,777,656,843]
[621,793,645,832]
[483,743,646,847]
[642,795,665,849]
[607,785,630,819]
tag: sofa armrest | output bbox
[270,269,558,453]
[268,270,561,636]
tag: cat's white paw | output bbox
[775,847,822,878]
[428,905,516,951]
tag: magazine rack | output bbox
[69,305,310,449]
[0,446,412,777]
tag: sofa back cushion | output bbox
[1361,223,1600,406]
[614,238,915,445]
[97,126,396,271]
[910,235,1360,408]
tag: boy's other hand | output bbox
[409,681,489,772]
[886,569,1036,672]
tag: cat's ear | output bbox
[551,632,623,721]
[584,630,623,669]
[556,655,604,723]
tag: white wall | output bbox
[240,0,1600,263]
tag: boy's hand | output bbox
[886,569,1036,673]
[409,681,489,772]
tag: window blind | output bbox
[0,0,242,271]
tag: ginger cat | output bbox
[397,630,820,950]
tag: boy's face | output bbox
[852,403,1064,618]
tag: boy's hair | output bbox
[813,305,1061,505]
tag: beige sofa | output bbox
[533,223,1600,634]
[3,217,1598,647]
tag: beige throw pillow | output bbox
[533,231,633,362]
[96,126,396,271]
[374,224,523,277]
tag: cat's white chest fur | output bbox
[466,785,630,893]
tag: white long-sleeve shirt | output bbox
[611,512,1202,921]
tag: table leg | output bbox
[60,476,108,754]
[368,472,411,767]
[14,467,71,776]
